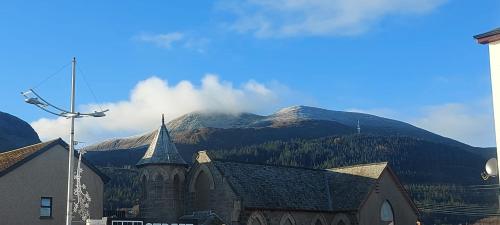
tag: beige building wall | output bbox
[357,169,417,225]
[0,144,104,225]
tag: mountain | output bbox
[0,111,40,152]
[85,106,496,224]
[84,105,472,154]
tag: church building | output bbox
[137,117,419,225]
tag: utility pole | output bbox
[21,57,108,225]
[66,57,77,225]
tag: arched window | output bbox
[141,175,148,200]
[154,174,163,199]
[380,200,395,225]
[337,221,346,225]
[194,170,211,210]
[173,174,182,215]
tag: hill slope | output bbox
[84,105,472,153]
[0,111,40,152]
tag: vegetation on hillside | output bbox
[95,134,497,224]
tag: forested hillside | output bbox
[95,134,497,224]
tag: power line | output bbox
[76,63,104,111]
[32,61,71,89]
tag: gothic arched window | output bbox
[154,174,163,199]
[141,175,148,200]
[173,174,182,214]
[194,170,211,210]
[380,200,395,225]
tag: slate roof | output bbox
[136,115,187,167]
[326,162,387,211]
[212,160,332,211]
[0,138,109,182]
[210,158,392,212]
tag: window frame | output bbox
[40,197,53,219]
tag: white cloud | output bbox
[135,32,209,52]
[218,0,447,38]
[31,75,286,145]
[410,101,496,147]
[136,32,185,49]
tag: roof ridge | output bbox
[0,138,60,155]
[212,158,325,172]
[328,161,388,170]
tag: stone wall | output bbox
[240,210,357,225]
[184,161,241,225]
[139,164,187,222]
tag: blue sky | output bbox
[1,0,499,146]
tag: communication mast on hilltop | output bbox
[357,119,361,134]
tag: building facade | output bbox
[138,118,419,225]
[0,138,108,225]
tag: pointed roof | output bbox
[136,115,187,167]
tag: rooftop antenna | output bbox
[357,119,361,134]
[21,57,108,225]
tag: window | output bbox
[380,200,394,224]
[40,197,53,218]
[194,171,210,210]
[142,176,148,200]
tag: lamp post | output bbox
[22,57,108,225]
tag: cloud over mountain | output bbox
[31,75,286,144]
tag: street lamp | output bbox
[22,57,108,225]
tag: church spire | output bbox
[136,115,187,167]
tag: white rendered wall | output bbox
[489,40,500,184]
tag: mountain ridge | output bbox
[84,105,472,152]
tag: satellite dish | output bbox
[485,158,498,177]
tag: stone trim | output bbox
[247,211,267,225]
[189,164,215,192]
[310,214,327,225]
[279,213,296,225]
[331,213,350,225]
